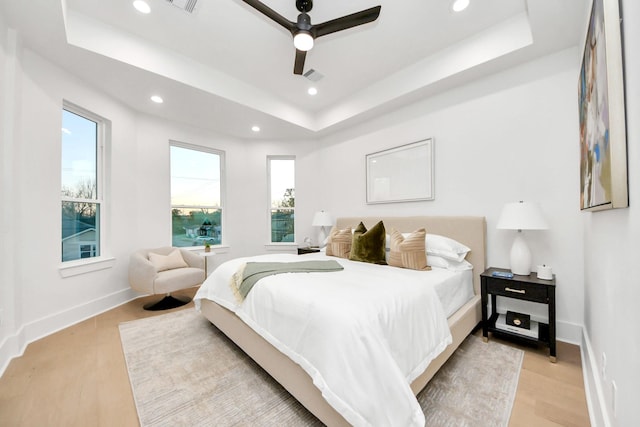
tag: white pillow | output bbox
[427,255,473,271]
[149,249,188,272]
[425,234,470,262]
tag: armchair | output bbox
[128,247,205,310]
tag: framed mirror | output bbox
[366,138,434,204]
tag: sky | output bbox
[270,158,295,208]
[170,145,221,207]
[61,109,97,197]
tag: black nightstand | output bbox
[297,247,320,255]
[481,267,557,362]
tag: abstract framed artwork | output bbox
[366,138,434,204]
[578,0,628,211]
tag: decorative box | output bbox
[506,311,531,330]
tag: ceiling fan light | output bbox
[294,32,314,51]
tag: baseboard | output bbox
[0,287,139,377]
[581,329,612,427]
[556,319,583,345]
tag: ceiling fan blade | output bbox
[293,49,307,75]
[241,0,296,33]
[312,6,381,38]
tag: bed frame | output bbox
[199,216,486,426]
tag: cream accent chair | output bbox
[129,247,205,311]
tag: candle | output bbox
[537,264,553,280]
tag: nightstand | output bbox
[481,267,557,362]
[297,247,320,255]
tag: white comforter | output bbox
[194,253,453,427]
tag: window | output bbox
[170,143,224,247]
[61,105,104,262]
[268,157,295,243]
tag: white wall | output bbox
[0,37,321,373]
[581,0,640,425]
[5,10,633,422]
[318,49,584,342]
[10,49,141,338]
[0,19,21,366]
[0,10,9,344]
[0,39,587,369]
[131,115,320,263]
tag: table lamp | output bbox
[496,201,548,275]
[312,211,333,247]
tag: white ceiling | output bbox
[0,0,589,140]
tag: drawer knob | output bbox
[505,287,526,294]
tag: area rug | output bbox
[119,309,523,427]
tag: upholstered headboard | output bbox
[334,216,487,295]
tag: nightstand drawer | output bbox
[486,280,548,303]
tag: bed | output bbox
[195,216,486,426]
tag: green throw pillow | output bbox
[349,221,387,265]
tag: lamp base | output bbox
[317,226,328,248]
[509,232,532,276]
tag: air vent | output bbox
[165,0,198,13]
[303,69,324,82]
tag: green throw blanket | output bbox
[230,260,344,302]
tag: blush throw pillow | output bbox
[349,221,387,265]
[388,228,430,271]
[325,227,353,259]
[149,249,188,272]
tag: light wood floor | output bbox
[0,288,590,426]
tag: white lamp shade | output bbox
[496,201,548,230]
[312,211,333,227]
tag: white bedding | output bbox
[195,253,472,426]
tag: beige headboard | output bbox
[335,216,487,295]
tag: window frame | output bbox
[169,141,226,249]
[267,155,296,245]
[60,101,109,268]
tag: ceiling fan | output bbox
[241,0,382,75]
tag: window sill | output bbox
[59,256,116,278]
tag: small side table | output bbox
[297,247,320,255]
[481,267,557,362]
[200,251,215,277]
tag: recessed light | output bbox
[133,0,151,14]
[307,87,318,96]
[452,0,469,12]
[251,126,261,132]
[150,95,163,104]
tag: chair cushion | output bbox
[154,267,205,294]
[149,249,188,272]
